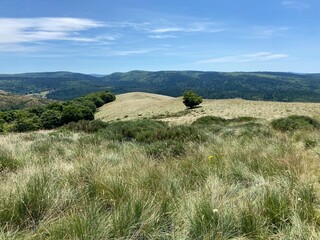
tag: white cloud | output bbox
[282,1,311,9]
[196,52,289,64]
[0,17,105,45]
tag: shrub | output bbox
[192,116,227,126]
[183,91,203,109]
[12,114,42,132]
[46,102,64,112]
[83,95,105,108]
[61,105,84,124]
[26,106,46,117]
[65,120,108,133]
[97,119,206,143]
[40,110,62,129]
[72,99,97,112]
[97,91,116,103]
[99,119,166,142]
[271,115,320,131]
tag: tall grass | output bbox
[0,117,319,239]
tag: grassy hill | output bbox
[0,92,52,111]
[96,92,320,124]
[1,71,320,102]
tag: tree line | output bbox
[0,91,115,132]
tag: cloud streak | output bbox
[196,52,289,64]
[0,17,105,46]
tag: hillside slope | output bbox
[96,92,320,124]
[0,92,51,111]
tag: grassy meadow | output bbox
[0,114,320,239]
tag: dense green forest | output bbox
[0,71,320,102]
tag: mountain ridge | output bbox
[0,70,320,102]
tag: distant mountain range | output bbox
[0,71,320,102]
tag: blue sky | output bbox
[0,0,319,73]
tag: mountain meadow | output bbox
[0,88,320,239]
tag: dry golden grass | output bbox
[96,92,320,124]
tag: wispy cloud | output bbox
[241,26,290,39]
[282,1,311,9]
[196,52,289,64]
[147,21,224,36]
[110,48,158,56]
[148,34,177,39]
[0,17,109,52]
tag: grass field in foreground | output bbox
[0,115,319,239]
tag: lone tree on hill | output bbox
[183,90,203,109]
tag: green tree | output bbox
[183,91,203,109]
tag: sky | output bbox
[0,0,319,74]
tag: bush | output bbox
[183,91,203,109]
[83,95,105,108]
[97,119,206,143]
[271,115,320,132]
[40,110,62,129]
[61,105,84,124]
[192,116,227,126]
[97,91,116,103]
[12,112,42,132]
[65,120,108,133]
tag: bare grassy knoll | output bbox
[96,92,320,124]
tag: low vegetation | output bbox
[0,114,319,239]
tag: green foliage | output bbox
[40,110,62,129]
[97,119,205,143]
[0,90,115,132]
[271,115,320,131]
[183,90,203,108]
[61,105,85,124]
[11,112,42,132]
[192,116,227,126]
[64,120,108,133]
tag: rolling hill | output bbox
[1,71,320,102]
[96,92,320,124]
